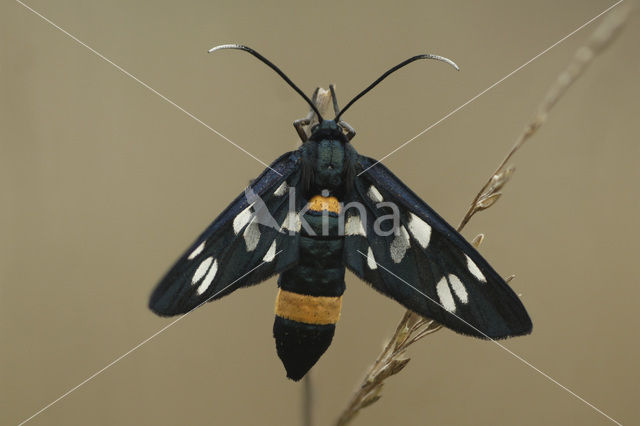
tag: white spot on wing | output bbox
[366,246,377,269]
[187,241,205,260]
[280,211,301,233]
[243,217,260,251]
[233,205,254,234]
[192,256,213,285]
[407,213,431,249]
[345,215,366,236]
[197,259,218,295]
[465,254,486,283]
[448,274,468,304]
[367,185,383,202]
[263,240,276,262]
[436,276,456,313]
[390,226,410,263]
[274,181,288,197]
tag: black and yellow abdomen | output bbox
[275,289,342,325]
[273,195,345,380]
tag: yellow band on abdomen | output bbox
[308,195,341,214]
[275,289,342,325]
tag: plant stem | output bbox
[303,374,313,426]
[335,5,629,425]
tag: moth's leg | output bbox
[329,84,340,116]
[339,120,356,141]
[293,118,311,142]
[294,88,322,142]
[310,87,320,106]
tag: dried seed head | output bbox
[476,192,502,210]
[361,385,384,408]
[472,233,485,248]
[490,166,516,193]
[387,357,411,376]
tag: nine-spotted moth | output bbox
[149,44,532,380]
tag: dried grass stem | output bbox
[336,6,629,426]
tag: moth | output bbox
[149,44,532,381]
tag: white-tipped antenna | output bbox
[427,54,459,71]
[335,54,460,120]
[208,44,242,53]
[208,44,323,120]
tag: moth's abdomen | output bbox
[273,290,341,380]
[273,194,345,380]
[275,288,342,325]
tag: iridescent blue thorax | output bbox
[300,120,356,196]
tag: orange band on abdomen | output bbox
[308,195,341,214]
[275,289,342,325]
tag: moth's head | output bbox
[309,120,348,144]
[208,45,459,145]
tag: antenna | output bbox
[209,44,323,120]
[335,54,459,121]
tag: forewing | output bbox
[344,156,532,338]
[149,151,301,316]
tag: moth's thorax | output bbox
[314,139,345,188]
[299,120,349,193]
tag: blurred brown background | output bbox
[2,1,638,425]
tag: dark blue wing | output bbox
[149,151,301,316]
[344,156,532,338]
